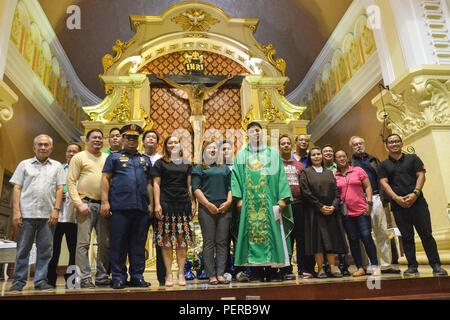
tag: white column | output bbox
[361,0,396,85]
[390,0,450,66]
[0,0,18,80]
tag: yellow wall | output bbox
[315,84,387,159]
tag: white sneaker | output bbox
[236,271,249,282]
[223,273,232,282]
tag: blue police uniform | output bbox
[103,148,152,286]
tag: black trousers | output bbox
[289,203,315,274]
[152,218,166,284]
[47,222,77,286]
[393,197,441,268]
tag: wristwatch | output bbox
[367,201,373,206]
[413,189,421,197]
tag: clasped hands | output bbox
[394,193,417,208]
[206,201,232,215]
[320,205,335,215]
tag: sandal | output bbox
[178,274,186,286]
[217,277,230,284]
[209,278,219,285]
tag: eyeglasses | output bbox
[387,140,401,145]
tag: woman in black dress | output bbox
[299,147,347,278]
[153,136,195,286]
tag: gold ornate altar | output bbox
[81,2,308,270]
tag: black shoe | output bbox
[80,279,95,289]
[95,278,112,286]
[35,282,55,291]
[128,279,151,287]
[9,283,24,292]
[158,281,165,286]
[381,268,401,274]
[266,270,282,282]
[340,269,351,277]
[403,267,420,277]
[330,272,343,278]
[112,280,127,289]
[317,271,328,279]
[432,265,448,276]
[282,273,297,281]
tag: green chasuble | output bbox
[231,144,294,267]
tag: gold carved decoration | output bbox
[89,112,99,121]
[241,105,254,130]
[101,39,135,73]
[261,90,286,122]
[378,78,450,137]
[140,105,154,131]
[171,9,219,31]
[105,85,114,96]
[256,43,286,76]
[105,90,131,123]
[247,25,257,34]
[183,33,209,38]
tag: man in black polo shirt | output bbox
[378,134,447,276]
[349,136,399,274]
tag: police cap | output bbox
[120,124,143,136]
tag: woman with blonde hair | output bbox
[192,140,232,284]
[152,135,195,286]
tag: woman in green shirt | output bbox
[192,140,232,285]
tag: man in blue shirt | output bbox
[101,124,153,289]
[291,134,309,168]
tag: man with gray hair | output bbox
[349,136,400,274]
[9,135,65,291]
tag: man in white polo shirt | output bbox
[9,134,65,291]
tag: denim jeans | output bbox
[12,218,54,287]
[75,201,110,282]
[343,213,378,269]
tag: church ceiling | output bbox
[38,0,352,98]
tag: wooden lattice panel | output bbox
[143,51,249,157]
[138,51,249,75]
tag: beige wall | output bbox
[315,84,388,160]
[0,76,67,174]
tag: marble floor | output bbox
[1,264,449,298]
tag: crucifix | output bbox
[152,73,238,163]
[156,73,234,116]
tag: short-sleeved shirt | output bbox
[334,166,368,217]
[102,150,152,213]
[149,152,162,166]
[10,157,65,219]
[151,159,192,202]
[325,162,337,173]
[60,163,76,223]
[292,153,308,168]
[282,159,304,204]
[378,153,426,209]
[352,153,380,193]
[191,164,231,201]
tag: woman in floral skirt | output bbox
[152,135,195,286]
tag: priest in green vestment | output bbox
[231,122,294,267]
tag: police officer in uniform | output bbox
[101,124,153,289]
